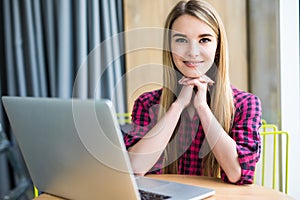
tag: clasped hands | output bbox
[176,74,214,109]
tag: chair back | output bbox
[256,120,289,194]
[116,113,131,124]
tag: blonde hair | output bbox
[160,0,234,177]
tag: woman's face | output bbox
[171,14,218,78]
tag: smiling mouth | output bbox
[183,61,203,68]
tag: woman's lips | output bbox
[183,61,203,68]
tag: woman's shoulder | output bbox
[230,85,262,126]
[135,88,162,105]
[231,85,261,105]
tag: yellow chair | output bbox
[116,113,131,124]
[257,120,290,194]
[116,113,132,136]
[34,186,39,197]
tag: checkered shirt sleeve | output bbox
[221,87,262,184]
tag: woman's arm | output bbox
[128,85,194,175]
[195,104,241,183]
[128,101,182,175]
[181,76,241,183]
[222,93,262,184]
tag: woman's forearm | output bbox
[196,104,241,183]
[128,101,184,175]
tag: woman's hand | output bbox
[178,75,213,109]
[175,78,194,109]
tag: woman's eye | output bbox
[199,38,211,43]
[175,38,188,43]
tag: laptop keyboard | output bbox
[139,189,171,200]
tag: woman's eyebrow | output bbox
[172,33,187,38]
[199,33,214,38]
[172,33,215,38]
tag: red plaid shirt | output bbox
[124,86,262,184]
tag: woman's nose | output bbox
[187,40,200,58]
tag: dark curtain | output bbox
[0,0,126,199]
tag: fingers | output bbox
[178,76,189,85]
[178,75,214,86]
[201,75,215,85]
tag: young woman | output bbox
[124,0,262,184]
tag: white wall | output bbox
[279,0,300,199]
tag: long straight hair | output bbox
[160,0,234,177]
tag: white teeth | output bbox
[185,61,201,64]
[185,61,201,66]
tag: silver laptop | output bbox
[2,96,215,200]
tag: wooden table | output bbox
[34,174,295,200]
